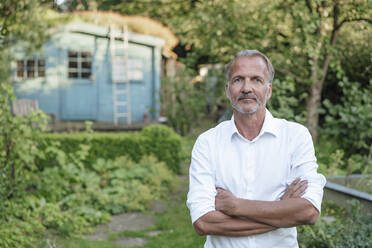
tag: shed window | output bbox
[68,51,92,79]
[16,58,45,78]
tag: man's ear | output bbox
[225,83,230,100]
[266,83,272,100]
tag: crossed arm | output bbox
[194,178,319,236]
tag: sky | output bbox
[55,0,66,5]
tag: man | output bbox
[186,50,326,247]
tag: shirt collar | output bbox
[229,109,280,140]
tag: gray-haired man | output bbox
[187,50,326,247]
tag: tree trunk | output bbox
[306,28,339,141]
[306,79,323,141]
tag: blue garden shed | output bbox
[11,11,178,124]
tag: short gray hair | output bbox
[225,49,275,84]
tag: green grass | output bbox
[53,180,205,248]
[140,195,205,248]
[54,238,123,248]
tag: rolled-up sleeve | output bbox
[289,127,326,213]
[186,134,217,224]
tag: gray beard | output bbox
[231,102,260,115]
[230,93,267,115]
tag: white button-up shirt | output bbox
[187,110,326,248]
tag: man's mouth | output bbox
[238,95,257,101]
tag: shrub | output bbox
[160,68,207,136]
[0,152,178,247]
[298,200,372,248]
[35,152,178,215]
[39,132,142,168]
[0,83,49,202]
[141,125,182,174]
[39,125,182,173]
[0,200,45,248]
[55,155,178,214]
[268,77,307,124]
[323,78,372,157]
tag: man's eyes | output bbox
[232,77,263,84]
[232,77,243,83]
[254,77,263,83]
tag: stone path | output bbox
[84,198,171,246]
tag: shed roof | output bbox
[51,11,178,58]
[59,21,166,49]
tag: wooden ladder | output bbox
[110,25,131,125]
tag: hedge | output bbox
[39,125,182,174]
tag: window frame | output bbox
[67,50,93,80]
[16,57,46,79]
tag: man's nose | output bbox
[241,78,253,93]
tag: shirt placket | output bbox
[244,140,256,248]
[244,141,255,199]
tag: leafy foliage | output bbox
[36,154,177,215]
[323,78,372,157]
[39,124,183,173]
[0,88,180,247]
[298,200,372,248]
[268,78,307,124]
[0,0,52,90]
[0,0,50,49]
[141,125,183,173]
[88,0,372,140]
[0,148,178,247]
[0,84,49,201]
[161,68,207,136]
[56,183,205,248]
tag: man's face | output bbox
[225,56,272,115]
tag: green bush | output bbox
[0,153,178,247]
[323,78,372,157]
[0,83,49,202]
[268,77,307,124]
[1,86,181,247]
[298,200,372,248]
[141,125,182,174]
[0,85,181,247]
[39,124,182,174]
[0,199,96,248]
[35,153,178,215]
[35,149,178,213]
[74,155,178,214]
[0,200,45,248]
[39,132,142,167]
[161,68,207,136]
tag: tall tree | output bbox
[275,0,372,139]
[0,0,50,49]
[167,0,372,140]
[0,0,50,82]
[93,0,371,139]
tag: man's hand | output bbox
[215,188,239,216]
[214,180,316,227]
[216,178,308,216]
[280,178,308,200]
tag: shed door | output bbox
[61,83,97,120]
[61,50,97,120]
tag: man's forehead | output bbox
[230,56,268,77]
[234,56,267,68]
